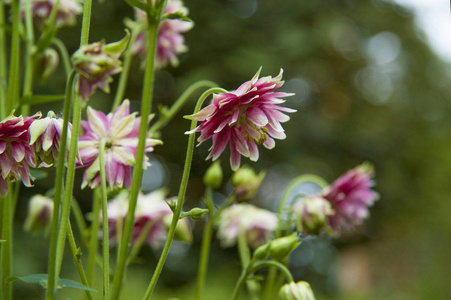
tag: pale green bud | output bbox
[278,281,316,300]
[181,207,209,220]
[270,233,301,261]
[24,195,53,233]
[293,196,334,236]
[231,166,266,202]
[203,161,223,188]
[253,241,271,261]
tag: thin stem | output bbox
[126,220,155,266]
[149,80,219,134]
[142,87,227,300]
[21,0,36,116]
[1,184,13,300]
[111,24,144,111]
[0,0,7,119]
[80,0,92,46]
[110,6,162,300]
[99,139,110,299]
[46,69,76,300]
[87,189,101,291]
[237,228,260,300]
[67,222,94,300]
[6,0,20,113]
[71,197,89,243]
[195,187,214,300]
[52,38,72,76]
[252,261,293,283]
[231,266,251,300]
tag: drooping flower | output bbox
[186,68,296,171]
[322,164,378,232]
[20,0,82,28]
[0,112,40,196]
[72,33,130,102]
[292,196,334,236]
[77,100,162,189]
[24,194,54,233]
[231,166,265,202]
[216,203,277,248]
[103,190,192,248]
[29,111,71,167]
[278,281,316,300]
[35,48,59,84]
[132,0,193,68]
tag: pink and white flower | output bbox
[29,110,71,167]
[133,0,193,68]
[216,203,277,248]
[187,68,296,171]
[0,112,40,196]
[322,164,378,232]
[103,190,192,248]
[20,0,82,28]
[77,100,162,189]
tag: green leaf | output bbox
[21,94,65,105]
[162,12,192,22]
[6,274,96,292]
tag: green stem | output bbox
[195,187,214,300]
[86,189,101,290]
[252,261,293,283]
[142,87,227,300]
[149,80,219,134]
[0,0,7,119]
[231,265,251,300]
[71,197,89,243]
[98,139,110,299]
[110,6,163,300]
[6,0,20,113]
[52,38,72,76]
[1,184,13,300]
[237,228,260,300]
[67,222,94,300]
[80,0,92,46]
[21,0,35,116]
[111,24,143,111]
[45,69,76,300]
[126,220,155,266]
[264,174,328,300]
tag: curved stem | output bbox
[99,139,110,299]
[195,187,214,300]
[231,266,251,300]
[252,261,293,283]
[142,87,226,299]
[46,69,76,300]
[110,7,162,300]
[52,38,72,76]
[111,25,143,111]
[149,80,219,134]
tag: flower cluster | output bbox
[103,190,192,248]
[20,0,82,28]
[216,203,277,248]
[187,68,296,171]
[292,164,378,235]
[133,0,193,68]
[77,100,162,189]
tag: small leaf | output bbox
[162,12,192,22]
[7,274,96,292]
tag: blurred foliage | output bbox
[10,0,451,298]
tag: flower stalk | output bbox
[99,138,110,299]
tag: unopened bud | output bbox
[181,207,209,220]
[24,195,53,233]
[278,281,316,300]
[35,48,59,84]
[203,161,223,188]
[293,196,334,236]
[270,233,301,261]
[231,166,265,202]
[253,241,271,261]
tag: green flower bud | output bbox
[293,196,334,236]
[270,233,301,261]
[231,166,266,202]
[203,161,223,188]
[181,207,209,220]
[24,195,53,233]
[253,241,271,261]
[278,281,316,300]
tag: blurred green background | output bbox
[11,0,451,299]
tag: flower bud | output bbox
[35,48,59,84]
[278,281,316,300]
[231,166,265,202]
[270,233,301,261]
[293,196,334,236]
[181,207,209,220]
[24,195,53,233]
[253,241,271,261]
[203,161,223,188]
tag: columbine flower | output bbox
[0,112,40,196]
[35,48,59,84]
[103,190,192,248]
[72,33,129,102]
[292,196,334,236]
[20,0,82,28]
[132,0,193,68]
[77,100,162,189]
[29,111,71,167]
[278,281,316,300]
[216,203,277,248]
[186,68,296,171]
[322,164,378,232]
[24,194,53,233]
